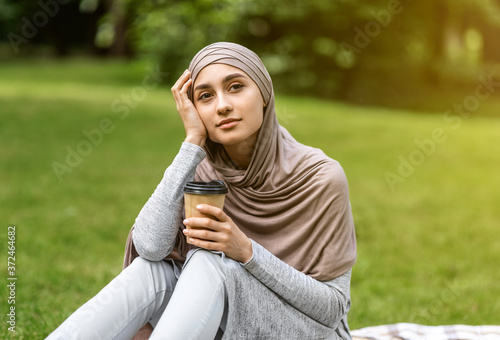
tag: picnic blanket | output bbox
[351,323,500,340]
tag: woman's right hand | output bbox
[171,70,207,148]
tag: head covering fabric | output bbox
[189,42,356,281]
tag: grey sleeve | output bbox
[132,142,206,261]
[242,240,351,328]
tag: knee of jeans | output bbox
[188,249,220,262]
[129,256,177,292]
[128,257,164,279]
[131,256,156,269]
[187,250,226,278]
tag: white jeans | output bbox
[46,250,227,340]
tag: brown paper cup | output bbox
[183,181,228,238]
[184,193,226,219]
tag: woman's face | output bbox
[192,64,265,148]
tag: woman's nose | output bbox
[216,94,232,115]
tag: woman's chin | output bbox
[208,135,244,147]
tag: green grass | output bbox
[1,59,499,338]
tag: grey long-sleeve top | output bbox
[133,142,352,335]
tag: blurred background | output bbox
[1,0,500,338]
[3,0,500,109]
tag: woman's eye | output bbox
[198,93,212,100]
[230,84,244,91]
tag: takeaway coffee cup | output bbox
[183,180,228,226]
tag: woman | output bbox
[47,42,357,340]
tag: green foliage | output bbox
[125,0,500,104]
[3,0,500,107]
[128,0,246,83]
[127,0,365,96]
[1,59,500,337]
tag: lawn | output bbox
[1,58,499,339]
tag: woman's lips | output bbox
[217,119,241,130]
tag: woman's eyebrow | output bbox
[223,73,246,83]
[194,83,211,92]
[194,73,247,93]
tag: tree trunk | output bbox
[105,0,129,57]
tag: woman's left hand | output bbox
[182,205,253,263]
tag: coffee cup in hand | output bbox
[183,181,228,237]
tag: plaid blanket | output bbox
[351,323,500,340]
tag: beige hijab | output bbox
[124,42,356,281]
